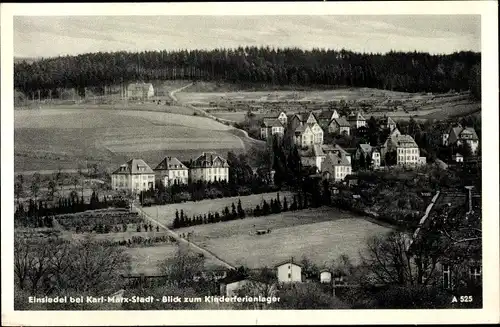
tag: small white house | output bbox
[452,153,464,163]
[219,276,267,297]
[276,260,302,283]
[319,270,332,283]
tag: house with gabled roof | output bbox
[383,133,422,167]
[379,115,397,131]
[154,156,189,187]
[442,124,479,154]
[347,112,366,129]
[277,111,288,126]
[322,144,352,164]
[111,159,155,192]
[292,122,324,148]
[276,259,303,283]
[127,82,154,100]
[260,118,284,140]
[318,110,340,128]
[321,151,352,182]
[189,152,230,183]
[356,144,381,168]
[328,117,351,135]
[299,144,326,172]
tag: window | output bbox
[470,266,481,281]
[288,273,291,279]
[443,264,451,289]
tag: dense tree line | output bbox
[14,191,127,228]
[14,47,480,98]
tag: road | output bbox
[168,82,265,147]
[132,203,235,270]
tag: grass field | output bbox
[176,84,480,123]
[14,108,245,172]
[173,207,392,269]
[141,191,295,227]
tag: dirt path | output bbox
[169,82,265,149]
[133,203,235,270]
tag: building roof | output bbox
[192,152,229,168]
[127,82,153,90]
[299,144,325,158]
[112,159,154,175]
[323,151,351,170]
[154,156,188,171]
[330,117,350,127]
[261,118,283,128]
[307,111,319,122]
[294,124,307,133]
[380,116,396,126]
[358,144,373,155]
[292,113,305,122]
[391,134,419,148]
[348,112,366,121]
[275,260,303,268]
[322,144,350,156]
[318,111,336,120]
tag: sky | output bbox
[13,15,481,58]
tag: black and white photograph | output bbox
[1,2,498,325]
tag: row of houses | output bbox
[111,152,229,193]
[260,109,369,144]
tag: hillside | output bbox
[14,48,481,100]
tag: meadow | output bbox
[141,191,295,227]
[174,207,392,268]
[176,84,480,123]
[14,108,245,172]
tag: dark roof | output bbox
[318,111,336,120]
[330,117,350,127]
[112,159,154,175]
[154,156,188,171]
[275,259,303,268]
[191,152,229,168]
[261,118,283,128]
[299,144,325,158]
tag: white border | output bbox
[1,2,499,325]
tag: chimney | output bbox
[465,186,474,214]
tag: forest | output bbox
[14,47,481,99]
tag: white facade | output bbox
[277,112,288,126]
[190,166,229,183]
[159,169,188,186]
[111,159,155,193]
[372,151,381,168]
[320,271,332,283]
[397,147,420,166]
[333,165,352,181]
[276,262,302,283]
[112,173,155,193]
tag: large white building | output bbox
[111,159,155,193]
[383,132,422,166]
[153,156,189,187]
[321,151,352,182]
[189,152,230,183]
